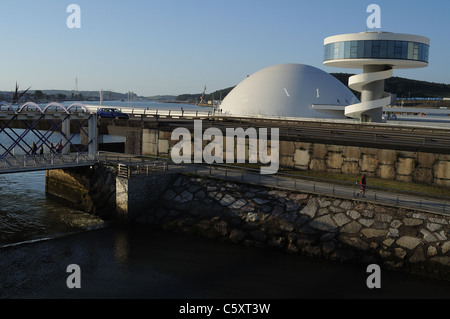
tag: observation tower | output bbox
[324,31,430,122]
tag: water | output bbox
[0,171,107,248]
[73,100,204,111]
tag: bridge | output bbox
[0,101,98,173]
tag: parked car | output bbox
[97,108,130,119]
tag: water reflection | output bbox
[114,230,130,266]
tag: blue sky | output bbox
[0,0,448,96]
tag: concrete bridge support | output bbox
[45,165,117,221]
[115,172,177,223]
[45,164,177,223]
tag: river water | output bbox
[0,101,450,300]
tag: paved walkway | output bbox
[97,153,450,216]
[181,164,450,216]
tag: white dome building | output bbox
[219,63,359,119]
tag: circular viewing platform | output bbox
[323,31,430,69]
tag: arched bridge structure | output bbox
[0,102,98,173]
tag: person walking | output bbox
[360,174,367,197]
[31,142,37,155]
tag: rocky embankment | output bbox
[135,175,450,280]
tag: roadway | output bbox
[98,109,450,154]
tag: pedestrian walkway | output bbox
[179,164,450,216]
[97,152,450,216]
[0,153,97,174]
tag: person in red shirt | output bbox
[360,174,367,197]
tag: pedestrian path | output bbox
[97,152,450,216]
[182,164,450,216]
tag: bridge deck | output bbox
[0,153,96,174]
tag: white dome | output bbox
[220,63,359,119]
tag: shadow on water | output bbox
[1,224,449,299]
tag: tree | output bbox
[12,82,31,104]
[34,90,44,102]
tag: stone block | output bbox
[125,130,142,155]
[377,164,395,179]
[359,154,378,172]
[417,152,435,168]
[309,214,338,232]
[280,155,295,168]
[279,140,296,156]
[311,143,327,159]
[342,162,360,175]
[396,236,422,250]
[327,145,344,153]
[158,130,172,139]
[414,167,433,184]
[142,129,158,144]
[294,149,310,168]
[309,159,327,172]
[142,142,158,156]
[360,147,378,155]
[396,157,416,176]
[158,139,170,155]
[342,146,361,161]
[378,149,397,165]
[326,152,344,170]
[434,161,450,181]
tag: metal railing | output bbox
[97,152,450,215]
[0,152,97,172]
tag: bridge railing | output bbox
[0,152,97,171]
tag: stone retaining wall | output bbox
[45,165,117,221]
[289,143,450,187]
[136,129,450,187]
[135,174,450,281]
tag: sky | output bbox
[0,0,448,97]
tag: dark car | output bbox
[97,108,130,119]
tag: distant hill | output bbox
[0,89,141,103]
[176,87,235,103]
[331,73,450,99]
[176,75,450,103]
[145,95,177,101]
